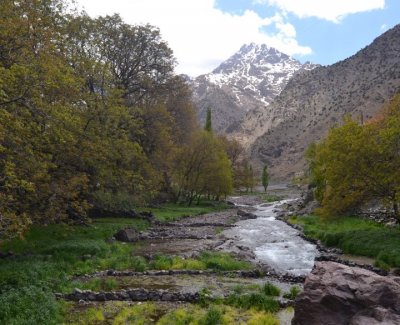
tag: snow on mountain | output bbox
[191,43,318,132]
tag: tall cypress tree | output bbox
[262,165,269,192]
[204,107,212,132]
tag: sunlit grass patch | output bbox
[65,302,157,325]
[198,251,252,271]
[290,215,400,268]
[149,201,229,223]
[261,282,281,297]
[157,304,279,325]
[283,285,301,300]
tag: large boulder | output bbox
[292,261,400,325]
[114,228,140,242]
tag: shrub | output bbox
[200,307,222,325]
[0,286,62,325]
[283,286,301,300]
[261,283,280,296]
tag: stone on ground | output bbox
[292,261,400,325]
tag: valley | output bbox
[1,1,399,324]
[190,24,400,180]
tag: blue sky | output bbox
[215,0,400,66]
[77,0,400,76]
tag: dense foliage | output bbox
[306,94,400,218]
[0,0,236,238]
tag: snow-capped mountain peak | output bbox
[207,43,317,105]
[191,43,318,132]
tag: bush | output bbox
[200,307,222,325]
[0,286,62,325]
[261,283,280,297]
[283,286,301,300]
[92,190,138,215]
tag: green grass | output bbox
[225,292,280,313]
[149,201,229,222]
[0,200,232,324]
[198,251,252,271]
[0,218,149,324]
[262,282,281,297]
[223,282,281,313]
[283,285,301,300]
[199,282,281,314]
[69,302,279,325]
[76,277,120,292]
[233,191,283,203]
[258,193,283,203]
[157,304,279,325]
[290,215,400,269]
[145,251,252,272]
[65,302,157,325]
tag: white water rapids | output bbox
[222,199,319,276]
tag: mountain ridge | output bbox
[190,43,318,132]
[245,24,400,180]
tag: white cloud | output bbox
[75,0,311,76]
[263,0,385,23]
[381,23,388,31]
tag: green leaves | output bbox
[308,95,400,218]
[175,130,233,204]
[0,0,198,238]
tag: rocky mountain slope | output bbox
[191,43,318,132]
[238,24,400,180]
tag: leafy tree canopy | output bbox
[307,94,400,219]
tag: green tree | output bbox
[204,107,212,132]
[307,95,400,219]
[249,165,255,192]
[0,0,199,237]
[174,131,232,205]
[262,165,269,192]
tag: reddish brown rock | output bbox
[292,261,400,325]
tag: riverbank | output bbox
[0,198,300,324]
[289,214,400,271]
[0,201,236,324]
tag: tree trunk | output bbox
[394,200,399,220]
[392,191,399,220]
[175,188,182,204]
[188,192,195,206]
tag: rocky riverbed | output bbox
[62,185,396,324]
[63,191,308,324]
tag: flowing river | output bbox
[222,199,319,276]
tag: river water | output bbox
[222,199,319,276]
